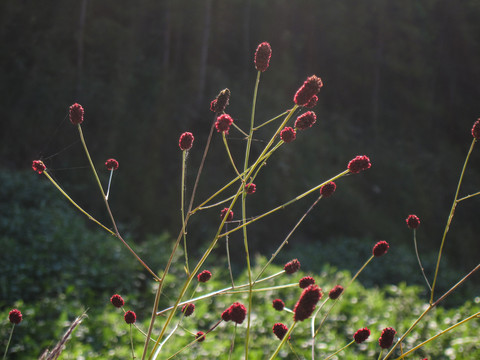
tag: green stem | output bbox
[253,110,290,131]
[181,150,189,274]
[2,324,15,360]
[156,271,285,315]
[412,229,431,291]
[322,340,355,360]
[220,170,350,239]
[255,194,322,283]
[377,349,384,360]
[130,324,135,360]
[42,171,114,235]
[197,194,236,210]
[225,225,235,287]
[430,138,476,303]
[457,190,480,202]
[393,312,480,360]
[223,132,241,177]
[269,322,297,360]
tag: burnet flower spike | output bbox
[105,158,119,200]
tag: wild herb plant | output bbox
[6,42,480,359]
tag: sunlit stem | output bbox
[393,312,480,360]
[77,124,159,281]
[225,224,235,287]
[322,340,355,360]
[253,110,290,131]
[156,271,285,315]
[255,194,323,283]
[430,138,476,304]
[197,194,236,210]
[2,324,15,360]
[42,170,114,235]
[269,322,297,360]
[129,324,135,360]
[223,133,241,177]
[457,191,480,202]
[232,122,249,137]
[105,169,114,200]
[377,349,384,360]
[229,324,237,360]
[147,186,244,360]
[412,229,431,291]
[220,170,350,239]
[181,150,189,274]
[311,298,329,340]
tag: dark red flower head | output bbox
[353,327,370,344]
[272,323,290,340]
[245,183,256,194]
[196,331,206,342]
[305,95,318,108]
[124,310,136,324]
[373,241,390,257]
[110,294,125,308]
[228,302,247,324]
[182,303,195,317]
[105,158,119,171]
[406,214,420,229]
[179,132,194,151]
[255,42,272,72]
[69,103,84,125]
[320,182,336,197]
[215,114,234,134]
[328,285,344,300]
[472,119,480,140]
[347,155,371,174]
[280,127,296,143]
[220,208,234,222]
[293,284,323,322]
[221,308,231,321]
[294,75,323,106]
[32,160,46,174]
[272,299,285,311]
[284,259,301,274]
[294,111,317,130]
[8,309,22,325]
[197,270,212,283]
[299,276,316,289]
[210,88,231,113]
[379,327,396,349]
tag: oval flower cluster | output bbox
[221,302,247,324]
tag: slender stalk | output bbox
[377,349,384,360]
[223,133,241,177]
[322,340,355,360]
[181,150,189,274]
[225,225,235,287]
[457,191,480,202]
[77,124,160,281]
[220,170,350,239]
[186,116,216,214]
[232,122,249,137]
[430,138,476,303]
[129,324,135,360]
[253,110,290,131]
[197,194,236,210]
[42,171,114,235]
[152,324,179,360]
[393,312,480,360]
[156,271,285,316]
[412,229,431,290]
[105,169,114,200]
[269,322,297,360]
[2,325,15,360]
[255,194,323,283]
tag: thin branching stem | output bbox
[181,150,190,274]
[412,229,431,290]
[393,312,480,360]
[269,322,297,360]
[223,132,241,177]
[430,138,476,303]
[322,340,355,360]
[2,325,15,360]
[253,110,290,131]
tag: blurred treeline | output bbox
[1,0,480,285]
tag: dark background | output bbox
[1,0,479,297]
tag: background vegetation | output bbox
[1,0,479,358]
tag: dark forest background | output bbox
[1,0,480,296]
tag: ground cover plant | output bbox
[3,42,480,359]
